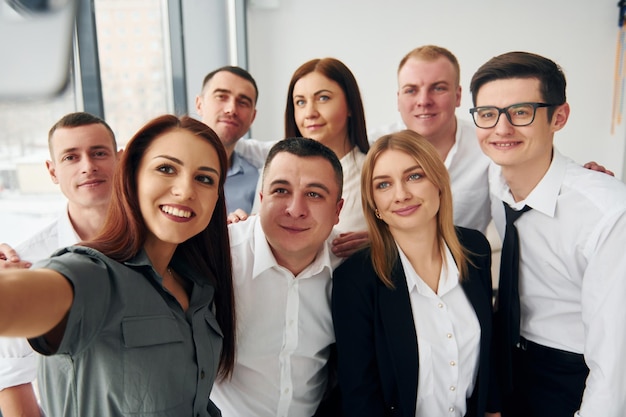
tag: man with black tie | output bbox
[469,51,626,417]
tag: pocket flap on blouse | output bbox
[122,315,184,348]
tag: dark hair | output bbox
[83,115,236,379]
[48,112,117,156]
[469,51,566,121]
[284,58,369,154]
[263,137,344,201]
[200,66,259,104]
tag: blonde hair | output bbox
[361,130,470,288]
[398,45,461,87]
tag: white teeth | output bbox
[495,142,515,147]
[161,205,192,218]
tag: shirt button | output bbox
[449,406,455,412]
[446,333,453,339]
[283,388,290,394]
[438,303,444,308]
[450,385,456,391]
[450,360,456,366]
[200,369,205,379]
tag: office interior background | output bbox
[0,0,623,244]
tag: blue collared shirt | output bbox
[225,151,259,214]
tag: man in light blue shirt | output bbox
[196,66,259,214]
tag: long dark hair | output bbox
[84,114,236,379]
[285,58,369,154]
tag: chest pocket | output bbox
[121,315,187,414]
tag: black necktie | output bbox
[498,202,531,348]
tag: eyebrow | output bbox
[59,145,111,153]
[372,164,423,181]
[269,179,331,195]
[57,145,113,157]
[294,89,333,98]
[213,88,254,105]
[155,155,220,175]
[401,81,449,89]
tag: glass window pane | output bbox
[0,80,76,246]
[94,0,172,146]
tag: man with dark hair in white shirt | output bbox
[370,45,613,235]
[211,137,344,416]
[470,51,626,417]
[0,112,121,417]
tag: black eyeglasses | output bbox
[469,102,555,129]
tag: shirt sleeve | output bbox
[0,337,37,390]
[578,209,626,416]
[28,247,112,356]
[331,256,387,417]
[234,139,275,169]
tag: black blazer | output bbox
[331,227,493,417]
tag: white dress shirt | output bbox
[235,140,367,233]
[489,148,626,417]
[369,118,491,233]
[398,244,481,417]
[210,216,342,417]
[0,207,78,390]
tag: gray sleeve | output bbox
[29,248,112,356]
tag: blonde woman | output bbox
[331,130,495,416]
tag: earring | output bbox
[375,209,382,219]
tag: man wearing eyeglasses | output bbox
[369,45,613,236]
[470,51,626,417]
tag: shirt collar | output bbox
[123,248,205,288]
[400,242,459,296]
[59,205,81,247]
[442,117,461,170]
[227,152,244,177]
[490,147,567,218]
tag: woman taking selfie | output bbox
[0,115,236,417]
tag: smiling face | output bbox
[293,71,350,154]
[46,123,120,211]
[195,70,257,152]
[137,129,221,251]
[372,149,440,238]
[259,152,342,273]
[397,56,461,143]
[474,77,569,179]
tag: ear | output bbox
[455,85,462,107]
[194,95,203,116]
[259,191,263,203]
[396,90,401,112]
[46,160,59,184]
[115,148,123,160]
[334,198,344,225]
[551,102,570,133]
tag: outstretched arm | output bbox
[0,383,42,417]
[0,269,73,339]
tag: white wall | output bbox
[246,0,626,179]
